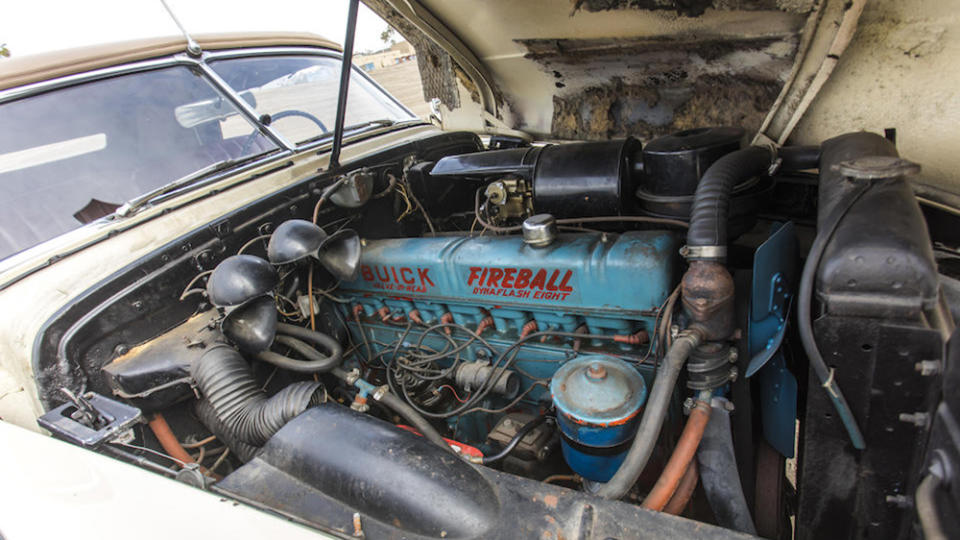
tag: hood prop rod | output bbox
[328,0,359,170]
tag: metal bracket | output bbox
[38,391,142,449]
[748,221,800,458]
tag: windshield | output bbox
[0,65,276,260]
[208,55,414,144]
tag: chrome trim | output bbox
[203,47,418,136]
[1,46,417,147]
[0,57,185,103]
[0,43,431,284]
[0,46,340,103]
[194,58,295,151]
[203,46,343,60]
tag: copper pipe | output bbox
[641,400,711,511]
[181,434,217,449]
[663,460,699,515]
[148,413,216,478]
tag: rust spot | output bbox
[681,260,736,340]
[517,30,797,140]
[544,494,559,509]
[571,0,810,17]
[551,75,781,141]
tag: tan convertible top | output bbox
[0,32,341,92]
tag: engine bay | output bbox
[31,126,957,539]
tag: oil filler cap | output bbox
[522,214,557,248]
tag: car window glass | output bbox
[208,55,414,144]
[0,65,276,261]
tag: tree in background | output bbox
[379,26,396,47]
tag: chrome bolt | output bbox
[915,360,941,376]
[586,362,607,380]
[898,412,930,427]
[885,494,910,508]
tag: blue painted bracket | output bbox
[747,222,797,376]
[748,221,799,458]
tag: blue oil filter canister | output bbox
[551,356,647,482]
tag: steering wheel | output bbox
[240,110,328,155]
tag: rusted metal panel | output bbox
[520,33,798,140]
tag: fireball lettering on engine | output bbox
[360,265,434,293]
[467,266,574,301]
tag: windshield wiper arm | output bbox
[115,158,245,217]
[303,119,400,147]
[347,118,396,130]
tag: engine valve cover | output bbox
[340,231,679,336]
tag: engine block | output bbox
[337,230,682,446]
[340,231,681,338]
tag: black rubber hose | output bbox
[192,345,325,446]
[687,146,771,251]
[277,323,343,361]
[259,335,342,373]
[253,324,343,373]
[377,390,457,456]
[796,178,869,449]
[481,415,548,465]
[777,145,820,172]
[194,398,261,462]
[696,399,757,535]
[326,366,455,455]
[595,330,703,499]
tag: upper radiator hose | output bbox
[192,345,325,446]
[682,145,772,341]
[686,146,772,258]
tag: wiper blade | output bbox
[115,157,249,217]
[347,118,397,131]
